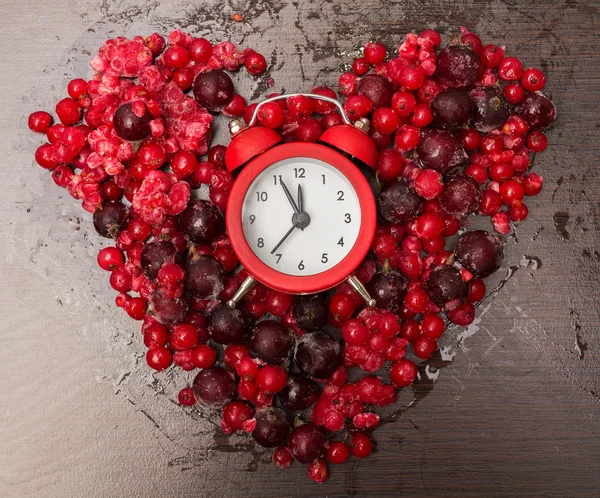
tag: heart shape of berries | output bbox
[27,26,555,483]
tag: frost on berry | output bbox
[93,36,153,78]
[209,41,251,71]
[160,82,213,155]
[133,170,191,225]
[311,384,364,431]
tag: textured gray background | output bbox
[1,0,599,496]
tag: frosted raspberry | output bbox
[168,29,193,47]
[492,212,511,235]
[145,33,166,56]
[209,41,250,71]
[96,36,153,78]
[139,65,168,92]
[359,352,385,372]
[90,55,109,73]
[133,170,191,225]
[352,412,380,430]
[104,156,124,175]
[149,119,165,137]
[398,33,418,60]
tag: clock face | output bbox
[241,156,361,276]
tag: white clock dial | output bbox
[241,157,361,276]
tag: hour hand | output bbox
[297,184,303,213]
[280,179,300,214]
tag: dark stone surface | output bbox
[5,0,600,496]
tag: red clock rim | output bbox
[226,142,377,294]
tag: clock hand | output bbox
[270,223,298,254]
[297,183,303,213]
[280,179,300,214]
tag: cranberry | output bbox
[509,200,529,221]
[479,189,503,216]
[419,29,441,49]
[178,387,196,406]
[392,91,416,117]
[468,279,486,303]
[97,246,124,271]
[521,68,546,92]
[146,346,172,371]
[189,37,212,62]
[342,319,370,345]
[421,314,445,340]
[416,212,444,241]
[110,268,132,293]
[310,86,337,113]
[376,149,404,182]
[34,144,57,169]
[224,344,249,371]
[326,442,350,464]
[245,51,267,75]
[349,434,373,458]
[411,103,433,128]
[523,173,543,196]
[28,111,53,133]
[390,359,418,386]
[343,95,373,120]
[504,83,526,104]
[413,336,437,359]
[339,72,358,97]
[399,65,425,91]
[352,57,370,75]
[257,101,285,128]
[448,302,475,326]
[163,45,190,68]
[364,41,387,65]
[460,129,481,151]
[394,124,421,151]
[222,401,254,431]
[490,162,515,183]
[527,130,548,152]
[461,32,482,55]
[500,179,525,205]
[400,319,420,342]
[55,98,81,125]
[372,107,400,134]
[273,447,293,469]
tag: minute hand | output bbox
[280,179,300,214]
[270,224,297,254]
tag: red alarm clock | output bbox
[224,93,378,308]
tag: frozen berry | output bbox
[358,74,393,108]
[192,70,234,112]
[431,89,473,129]
[248,320,293,364]
[93,201,128,239]
[292,294,328,331]
[295,331,341,380]
[192,366,235,407]
[288,423,326,464]
[367,272,407,311]
[207,304,248,344]
[149,290,189,326]
[438,175,481,217]
[179,199,225,243]
[469,86,509,133]
[252,407,291,448]
[113,102,152,141]
[425,265,468,306]
[416,129,465,175]
[185,255,224,298]
[378,178,423,223]
[28,111,53,133]
[435,45,480,87]
[141,240,180,279]
[518,92,556,130]
[277,375,320,411]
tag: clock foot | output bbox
[226,275,257,309]
[347,275,376,307]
